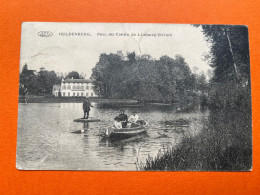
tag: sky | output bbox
[20,22,212,79]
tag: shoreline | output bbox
[138,107,252,171]
[18,96,139,104]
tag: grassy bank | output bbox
[138,108,252,171]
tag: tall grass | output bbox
[138,82,252,171]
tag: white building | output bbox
[52,78,98,97]
[52,84,61,97]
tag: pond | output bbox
[17,102,208,170]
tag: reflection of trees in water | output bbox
[96,102,177,112]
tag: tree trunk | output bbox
[224,27,239,79]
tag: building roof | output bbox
[62,79,93,84]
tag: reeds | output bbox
[138,106,252,171]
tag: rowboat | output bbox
[106,120,148,139]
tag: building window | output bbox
[86,86,89,90]
[86,93,88,97]
[67,85,71,90]
[73,92,75,96]
[62,85,66,90]
[63,92,65,96]
[68,92,70,97]
[91,93,93,97]
[81,92,84,96]
[77,92,79,97]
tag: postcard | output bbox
[17,22,252,171]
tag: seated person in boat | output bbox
[117,110,128,128]
[128,111,139,127]
[114,117,122,129]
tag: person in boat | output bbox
[128,111,139,127]
[128,111,139,123]
[117,109,128,128]
[114,117,122,129]
[83,97,94,119]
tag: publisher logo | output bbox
[38,31,53,37]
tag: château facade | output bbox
[52,78,98,97]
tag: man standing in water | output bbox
[83,97,93,119]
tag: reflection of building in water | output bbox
[60,103,83,109]
[60,102,100,120]
[52,78,98,97]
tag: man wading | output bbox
[83,97,93,119]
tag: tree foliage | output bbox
[199,25,250,83]
[91,52,208,102]
[19,64,62,95]
[65,71,84,79]
[195,25,251,112]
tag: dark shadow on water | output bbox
[99,132,148,148]
[96,102,178,113]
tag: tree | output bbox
[196,73,208,92]
[22,63,28,73]
[36,68,61,94]
[65,71,84,79]
[90,52,197,103]
[19,64,37,95]
[196,25,251,112]
[199,25,250,83]
[91,53,126,97]
[19,64,62,96]
[126,52,136,64]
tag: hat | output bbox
[114,117,120,121]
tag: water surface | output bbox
[17,103,208,170]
